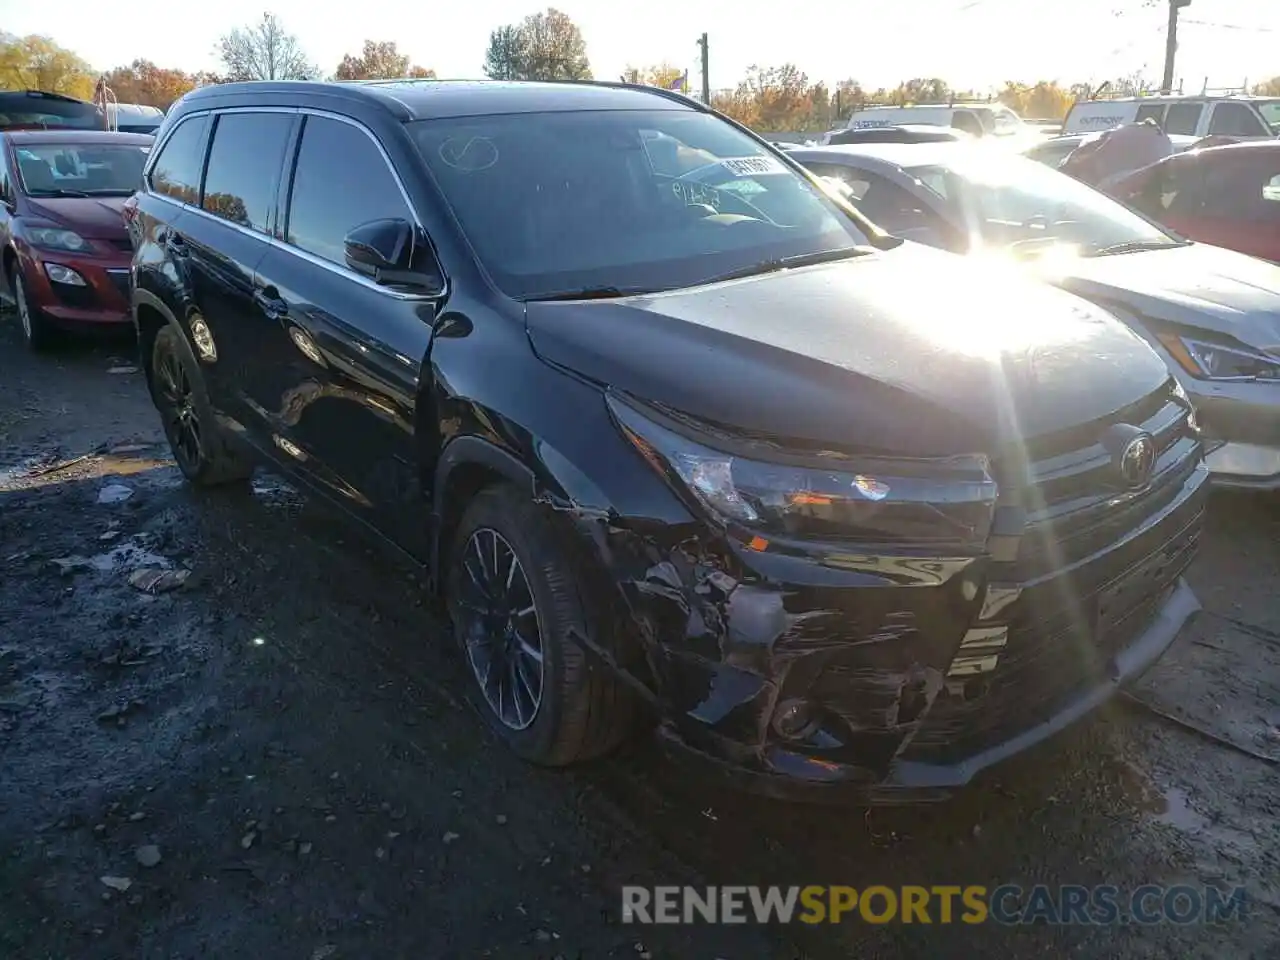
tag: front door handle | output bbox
[254,286,288,319]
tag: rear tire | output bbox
[11,268,55,352]
[150,324,253,487]
[447,483,635,766]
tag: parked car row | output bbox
[3,78,1275,803]
[791,139,1280,491]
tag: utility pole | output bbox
[1161,0,1193,95]
[697,33,710,104]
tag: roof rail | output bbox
[574,79,711,111]
[5,89,94,105]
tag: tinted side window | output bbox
[1162,159,1206,218]
[0,148,10,201]
[285,115,412,266]
[202,112,293,232]
[1199,161,1259,219]
[804,163,871,200]
[1163,102,1203,136]
[1135,104,1166,126]
[850,172,953,248]
[951,111,983,136]
[148,114,209,204]
[1210,103,1268,137]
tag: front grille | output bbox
[49,280,99,309]
[105,269,131,304]
[901,380,1207,764]
[1010,388,1201,578]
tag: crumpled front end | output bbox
[553,381,1208,802]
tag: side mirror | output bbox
[343,218,443,294]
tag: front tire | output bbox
[12,269,54,352]
[150,324,253,487]
[447,484,635,765]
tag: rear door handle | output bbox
[254,286,288,320]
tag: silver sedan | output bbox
[793,142,1280,490]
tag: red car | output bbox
[1105,140,1280,264]
[1,130,152,349]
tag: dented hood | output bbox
[525,245,1170,457]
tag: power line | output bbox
[1181,19,1276,33]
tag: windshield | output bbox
[1258,99,1280,135]
[0,97,102,131]
[903,151,1176,256]
[409,110,868,299]
[15,143,150,196]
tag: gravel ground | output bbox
[1,313,1277,959]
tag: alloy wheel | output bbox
[154,343,204,474]
[455,527,546,731]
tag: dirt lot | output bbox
[1,313,1278,960]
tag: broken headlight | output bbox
[1157,332,1280,382]
[608,394,998,549]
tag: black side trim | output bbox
[430,435,538,575]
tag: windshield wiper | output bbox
[699,246,873,286]
[28,187,90,198]
[1086,239,1189,258]
[522,285,654,303]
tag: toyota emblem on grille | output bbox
[1102,424,1157,490]
[1118,433,1156,488]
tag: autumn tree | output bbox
[483,8,590,82]
[997,80,1074,120]
[334,40,434,81]
[0,34,94,100]
[102,59,198,109]
[216,13,318,81]
[710,88,759,128]
[735,64,813,132]
[192,71,228,88]
[1254,77,1280,96]
[894,77,952,104]
[621,63,685,90]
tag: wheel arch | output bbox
[1,244,17,287]
[431,436,538,588]
[132,288,181,395]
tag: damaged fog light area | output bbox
[607,393,999,550]
[772,699,820,740]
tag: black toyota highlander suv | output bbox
[130,79,1208,801]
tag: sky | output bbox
[2,0,1277,94]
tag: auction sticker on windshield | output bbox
[720,156,788,177]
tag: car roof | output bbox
[3,130,154,145]
[792,141,972,170]
[1192,138,1280,155]
[181,79,696,121]
[1072,94,1275,105]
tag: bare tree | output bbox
[216,13,318,82]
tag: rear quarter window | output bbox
[1209,103,1270,137]
[1163,102,1203,136]
[147,114,210,204]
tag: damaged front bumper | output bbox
[578,447,1209,804]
